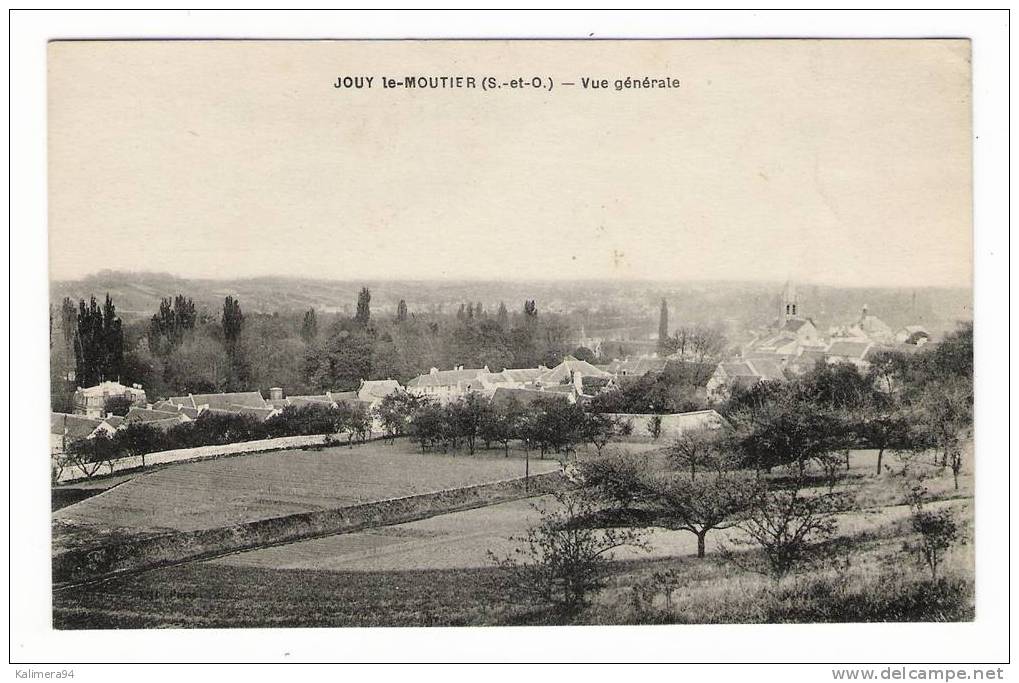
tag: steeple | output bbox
[781,280,798,321]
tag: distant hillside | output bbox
[50,270,972,340]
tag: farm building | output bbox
[72,381,147,418]
[168,391,269,412]
[356,379,403,405]
[406,367,489,402]
[705,359,786,402]
[50,413,103,454]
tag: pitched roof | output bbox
[225,406,277,421]
[717,362,758,379]
[538,356,613,384]
[746,358,786,382]
[501,368,545,383]
[287,396,334,409]
[491,387,569,408]
[145,417,186,432]
[827,340,873,360]
[607,357,668,376]
[716,360,785,382]
[123,408,184,425]
[178,391,267,411]
[101,415,125,429]
[406,368,486,388]
[74,381,146,398]
[782,318,811,333]
[50,413,103,440]
[358,379,402,401]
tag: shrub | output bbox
[489,491,650,617]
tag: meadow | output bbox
[53,439,562,538]
[53,448,974,627]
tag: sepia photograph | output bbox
[8,8,1011,672]
[44,37,977,631]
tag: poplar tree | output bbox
[301,308,318,343]
[354,287,371,327]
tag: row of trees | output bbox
[372,392,631,459]
[58,403,374,479]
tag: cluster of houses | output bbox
[704,283,931,401]
[49,356,615,455]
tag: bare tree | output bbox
[667,428,729,481]
[649,472,759,558]
[489,491,650,617]
[724,485,854,581]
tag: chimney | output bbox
[269,387,284,401]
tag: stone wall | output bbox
[53,433,361,484]
[53,470,566,586]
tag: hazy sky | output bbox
[48,40,972,287]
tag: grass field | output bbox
[53,497,973,628]
[52,447,975,627]
[53,439,561,537]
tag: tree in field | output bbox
[480,397,523,456]
[64,432,120,478]
[496,301,509,328]
[577,450,653,510]
[300,308,318,343]
[917,378,972,490]
[650,472,759,558]
[521,397,586,458]
[908,487,960,580]
[221,296,244,351]
[374,391,423,442]
[667,428,730,480]
[725,485,853,581]
[335,401,372,445]
[657,298,669,355]
[354,287,371,327]
[446,392,488,455]
[731,391,844,477]
[580,412,623,456]
[113,422,166,468]
[856,408,915,475]
[489,491,650,617]
[395,299,408,323]
[409,399,446,453]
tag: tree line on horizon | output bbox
[51,287,654,411]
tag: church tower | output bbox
[781,280,798,321]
